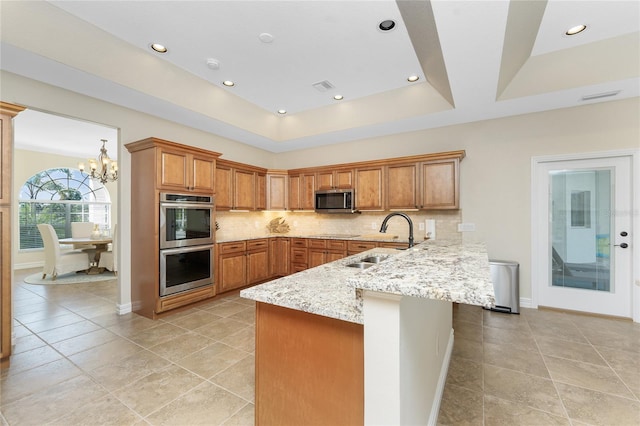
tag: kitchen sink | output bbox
[361,255,387,264]
[346,262,374,269]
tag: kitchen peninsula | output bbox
[241,239,494,425]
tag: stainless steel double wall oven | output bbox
[159,193,215,297]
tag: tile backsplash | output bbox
[215,210,462,242]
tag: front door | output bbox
[534,155,633,318]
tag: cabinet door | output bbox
[267,173,287,210]
[288,175,301,210]
[347,241,377,255]
[300,174,316,210]
[215,164,233,210]
[159,149,188,190]
[269,238,290,277]
[326,251,346,262]
[355,167,384,211]
[420,159,459,209]
[247,249,270,284]
[308,248,326,268]
[316,170,334,190]
[191,154,215,192]
[219,251,247,292]
[335,170,354,189]
[234,169,256,210]
[255,173,267,210]
[386,163,418,210]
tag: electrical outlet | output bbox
[371,222,377,230]
[418,223,425,231]
[457,223,476,232]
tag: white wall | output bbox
[3,71,639,304]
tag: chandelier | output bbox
[79,139,118,184]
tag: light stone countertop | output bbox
[240,240,494,324]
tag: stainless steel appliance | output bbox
[159,193,215,296]
[159,193,214,249]
[314,188,356,213]
[488,260,520,314]
[160,244,214,296]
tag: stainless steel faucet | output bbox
[379,212,414,248]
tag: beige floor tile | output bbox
[222,402,255,426]
[11,334,46,355]
[437,383,483,425]
[50,395,142,426]
[177,342,249,380]
[211,355,255,402]
[21,312,85,333]
[536,335,607,365]
[452,320,483,343]
[106,314,161,338]
[145,381,248,425]
[233,297,256,307]
[206,301,252,318]
[11,324,33,338]
[544,355,635,399]
[483,364,564,416]
[113,364,205,417]
[13,305,71,323]
[483,325,538,351]
[483,341,549,378]
[37,319,102,344]
[194,317,250,341]
[51,328,119,357]
[483,395,570,425]
[168,310,224,330]
[597,346,640,398]
[527,320,588,344]
[148,332,214,362]
[453,303,483,323]
[228,307,256,325]
[89,311,138,328]
[582,327,640,354]
[0,345,63,377]
[445,356,483,393]
[556,382,640,426]
[88,349,171,391]
[451,336,483,363]
[483,310,530,332]
[68,337,144,372]
[127,322,188,348]
[1,375,107,425]
[220,326,255,353]
[0,358,83,406]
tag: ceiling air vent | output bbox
[581,90,620,101]
[312,80,335,92]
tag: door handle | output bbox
[614,243,629,249]
[620,231,628,237]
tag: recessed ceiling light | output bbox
[277,109,287,115]
[379,20,396,31]
[333,95,344,101]
[258,33,274,43]
[222,80,235,87]
[407,75,419,82]
[150,43,167,53]
[565,24,587,36]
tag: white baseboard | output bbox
[520,297,533,308]
[116,302,132,315]
[428,328,454,426]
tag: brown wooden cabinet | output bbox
[316,168,353,190]
[419,159,460,209]
[355,166,384,211]
[125,137,220,319]
[290,238,308,272]
[216,159,267,211]
[269,237,290,277]
[288,173,315,211]
[308,239,347,268]
[1,102,25,369]
[266,171,288,211]
[218,239,270,293]
[386,162,419,210]
[157,144,216,193]
[347,240,377,256]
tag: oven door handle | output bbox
[160,244,215,255]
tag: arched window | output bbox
[19,168,112,249]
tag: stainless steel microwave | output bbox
[314,189,356,213]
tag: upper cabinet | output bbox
[288,172,315,211]
[355,166,384,211]
[419,158,460,209]
[386,162,419,210]
[216,159,267,211]
[316,168,353,190]
[126,137,220,195]
[267,171,288,211]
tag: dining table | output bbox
[59,236,113,274]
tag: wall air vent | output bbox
[312,80,335,92]
[581,90,620,101]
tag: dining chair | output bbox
[37,224,90,280]
[98,224,117,275]
[71,221,97,262]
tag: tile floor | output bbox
[1,268,639,425]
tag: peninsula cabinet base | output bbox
[255,302,364,425]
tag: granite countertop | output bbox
[240,240,494,324]
[216,233,408,244]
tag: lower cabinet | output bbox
[347,241,377,256]
[269,237,290,277]
[308,239,347,268]
[218,239,270,293]
[290,238,308,272]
